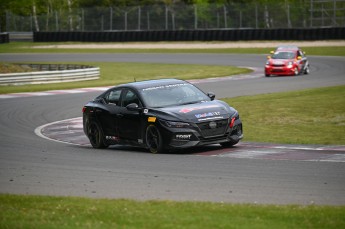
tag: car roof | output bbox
[276,45,300,51]
[118,78,187,90]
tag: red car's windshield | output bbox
[272,51,295,60]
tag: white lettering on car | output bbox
[176,134,192,140]
[179,105,219,113]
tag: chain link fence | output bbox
[5,1,345,32]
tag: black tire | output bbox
[265,73,270,77]
[87,121,108,149]
[145,125,164,154]
[304,65,310,74]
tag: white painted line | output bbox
[34,117,85,146]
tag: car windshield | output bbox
[272,51,295,59]
[140,83,211,108]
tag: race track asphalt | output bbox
[0,53,344,205]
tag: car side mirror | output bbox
[126,103,141,111]
[207,92,215,101]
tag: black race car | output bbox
[82,79,243,153]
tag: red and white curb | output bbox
[35,117,345,162]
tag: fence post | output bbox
[147,11,150,30]
[110,7,113,31]
[81,9,84,31]
[194,5,198,29]
[255,4,258,29]
[125,11,128,31]
[138,6,141,31]
[165,5,168,30]
[6,11,10,32]
[223,5,227,28]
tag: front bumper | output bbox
[161,119,243,149]
[265,65,296,76]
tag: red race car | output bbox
[265,46,310,77]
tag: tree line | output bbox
[1,0,343,32]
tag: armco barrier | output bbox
[0,64,100,86]
[34,27,345,42]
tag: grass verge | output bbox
[0,62,34,73]
[223,85,345,145]
[0,42,344,56]
[1,194,344,229]
[0,62,251,94]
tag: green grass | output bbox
[1,42,344,56]
[1,194,344,229]
[0,62,251,94]
[0,44,344,228]
[223,85,345,145]
[0,62,34,73]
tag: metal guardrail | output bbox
[0,64,100,85]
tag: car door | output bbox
[96,88,123,137]
[117,89,143,142]
[297,50,306,71]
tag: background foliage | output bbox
[1,0,344,32]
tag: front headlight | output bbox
[287,61,293,68]
[161,120,190,128]
[266,60,270,65]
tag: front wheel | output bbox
[304,65,310,74]
[294,67,299,76]
[145,125,164,154]
[87,122,108,149]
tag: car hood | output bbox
[270,59,294,65]
[150,100,235,123]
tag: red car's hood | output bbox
[270,59,294,65]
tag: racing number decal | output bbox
[148,117,156,122]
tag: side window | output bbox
[122,90,140,107]
[105,89,122,105]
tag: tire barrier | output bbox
[0,33,9,43]
[0,64,100,86]
[34,27,345,42]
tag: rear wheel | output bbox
[88,122,108,149]
[146,125,164,154]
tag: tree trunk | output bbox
[32,3,40,31]
[264,5,270,28]
[67,0,73,31]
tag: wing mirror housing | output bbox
[126,103,141,111]
[207,92,216,101]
